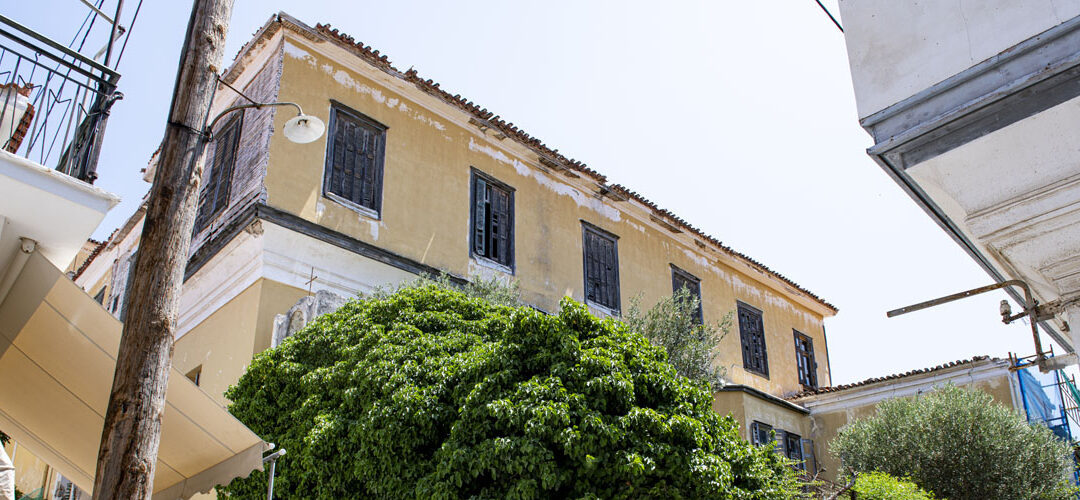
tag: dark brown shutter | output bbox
[473,176,487,255]
[330,118,347,197]
[491,188,510,263]
[194,115,240,232]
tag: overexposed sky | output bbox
[8,1,1050,385]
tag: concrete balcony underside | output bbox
[0,150,119,273]
[855,15,1080,354]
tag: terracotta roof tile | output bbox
[229,14,837,313]
[787,356,998,400]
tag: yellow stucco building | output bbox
[45,13,1051,494]
[75,10,837,436]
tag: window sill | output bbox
[586,300,620,318]
[743,368,770,380]
[470,255,514,276]
[324,192,381,220]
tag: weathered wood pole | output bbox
[91,0,233,497]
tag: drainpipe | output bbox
[0,238,37,306]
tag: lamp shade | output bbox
[283,114,325,144]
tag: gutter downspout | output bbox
[0,238,37,306]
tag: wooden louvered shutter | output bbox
[602,238,617,308]
[330,117,348,198]
[491,187,511,264]
[195,115,240,232]
[585,232,600,303]
[360,126,379,209]
[583,226,619,311]
[473,176,487,255]
[758,317,768,375]
[326,106,385,213]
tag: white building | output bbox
[838,1,1080,365]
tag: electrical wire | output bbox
[814,0,844,33]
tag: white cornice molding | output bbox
[795,359,1011,414]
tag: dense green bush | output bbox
[851,472,934,500]
[223,285,801,498]
[625,288,730,390]
[832,384,1075,500]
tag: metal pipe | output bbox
[262,448,286,500]
[77,0,117,26]
[206,102,303,135]
[886,280,1032,317]
[102,0,124,68]
[887,279,1047,366]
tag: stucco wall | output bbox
[805,371,1017,482]
[839,0,1080,118]
[259,33,831,396]
[172,278,306,404]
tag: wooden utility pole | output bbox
[92,0,233,497]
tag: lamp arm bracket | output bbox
[206,101,304,138]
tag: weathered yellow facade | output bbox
[75,14,836,405]
[791,357,1019,482]
[258,20,836,397]
[59,12,844,493]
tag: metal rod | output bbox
[886,280,1032,317]
[206,101,302,134]
[888,279,1046,366]
[77,0,116,26]
[262,448,285,500]
[0,15,118,79]
[102,0,124,68]
[266,457,276,500]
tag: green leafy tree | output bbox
[624,288,730,390]
[223,284,800,499]
[831,384,1075,500]
[851,472,935,500]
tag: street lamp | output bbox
[206,101,325,144]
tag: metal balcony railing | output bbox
[0,14,121,184]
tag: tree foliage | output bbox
[223,284,800,498]
[624,288,730,390]
[850,472,934,500]
[831,384,1075,500]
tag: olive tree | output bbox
[831,384,1076,500]
[222,284,800,498]
[624,288,730,390]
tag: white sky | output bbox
[8,1,1054,385]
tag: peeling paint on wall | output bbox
[290,41,447,133]
[468,137,620,222]
[367,219,380,240]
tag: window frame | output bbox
[322,100,388,218]
[469,168,515,272]
[670,264,703,325]
[194,112,243,233]
[581,221,621,314]
[793,329,818,389]
[737,301,769,378]
[751,421,773,446]
[784,431,804,467]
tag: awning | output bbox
[0,251,268,498]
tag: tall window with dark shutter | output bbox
[324,103,387,216]
[194,113,242,233]
[751,421,773,446]
[470,170,514,269]
[582,223,620,313]
[784,432,805,469]
[671,265,703,324]
[738,302,768,377]
[794,330,818,388]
